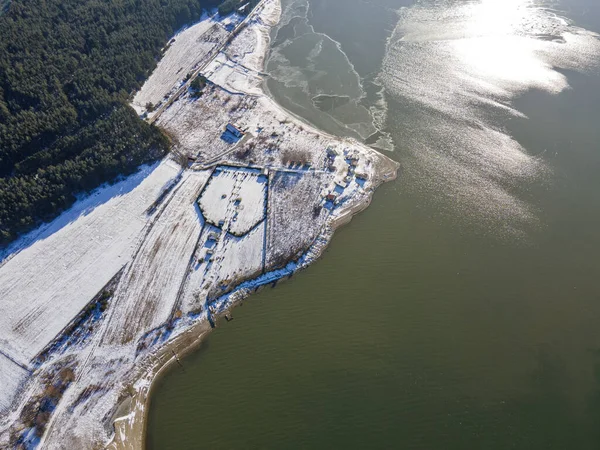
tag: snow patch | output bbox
[0,159,180,364]
[198,167,267,236]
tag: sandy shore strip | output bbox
[105,319,212,450]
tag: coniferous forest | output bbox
[0,0,229,245]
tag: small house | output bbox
[226,123,245,139]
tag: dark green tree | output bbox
[0,0,232,245]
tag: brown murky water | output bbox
[147,0,600,448]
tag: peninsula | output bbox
[0,0,398,448]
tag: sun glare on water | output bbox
[469,0,532,34]
[450,0,584,95]
[381,0,600,235]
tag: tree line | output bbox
[0,0,240,245]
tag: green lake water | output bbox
[147,0,600,448]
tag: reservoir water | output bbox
[147,0,600,448]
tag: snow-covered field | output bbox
[266,170,333,268]
[198,167,267,236]
[0,159,180,364]
[102,170,210,346]
[0,0,398,447]
[131,16,229,116]
[194,223,265,300]
[204,0,280,95]
[0,354,28,413]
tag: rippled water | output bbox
[148,1,600,448]
[382,0,600,235]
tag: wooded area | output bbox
[0,0,234,245]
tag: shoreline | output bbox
[106,152,397,450]
[0,0,399,446]
[106,319,212,450]
[105,0,399,447]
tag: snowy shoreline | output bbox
[106,144,398,450]
[0,0,398,447]
[106,1,398,446]
[104,161,398,450]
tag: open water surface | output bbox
[147,0,600,448]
